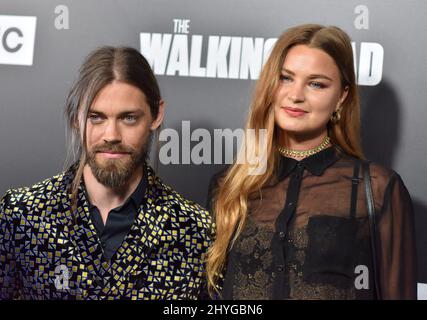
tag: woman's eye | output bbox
[280,74,292,82]
[309,81,326,89]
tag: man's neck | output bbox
[82,164,144,212]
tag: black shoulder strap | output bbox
[362,160,382,300]
[350,160,361,218]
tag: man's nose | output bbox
[102,120,122,143]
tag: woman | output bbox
[206,24,416,300]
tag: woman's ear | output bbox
[339,85,349,106]
[151,100,165,130]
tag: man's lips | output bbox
[96,151,130,159]
[281,106,308,117]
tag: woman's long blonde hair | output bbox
[206,24,364,296]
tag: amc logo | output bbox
[0,15,37,66]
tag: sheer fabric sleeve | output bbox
[376,172,417,299]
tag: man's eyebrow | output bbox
[88,108,144,116]
[88,110,106,116]
[117,110,144,116]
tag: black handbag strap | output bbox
[362,160,382,300]
[350,160,361,218]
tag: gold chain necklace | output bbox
[277,136,331,159]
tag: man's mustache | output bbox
[90,142,135,154]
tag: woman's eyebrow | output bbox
[281,68,333,81]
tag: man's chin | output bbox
[89,165,132,190]
[94,156,129,169]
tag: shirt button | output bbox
[277,265,284,272]
[279,231,285,239]
[288,202,294,207]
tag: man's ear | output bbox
[151,100,165,130]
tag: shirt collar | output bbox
[277,146,341,179]
[127,167,148,209]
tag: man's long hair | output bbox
[64,46,162,211]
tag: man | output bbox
[0,47,212,299]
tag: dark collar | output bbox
[86,166,148,211]
[277,146,341,179]
[127,168,148,208]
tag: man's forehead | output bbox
[77,81,151,117]
[91,81,147,106]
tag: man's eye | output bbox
[88,114,102,123]
[123,115,137,124]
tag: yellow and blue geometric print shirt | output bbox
[0,164,213,299]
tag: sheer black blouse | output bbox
[207,147,417,300]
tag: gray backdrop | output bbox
[1,0,426,297]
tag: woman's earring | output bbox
[330,107,341,124]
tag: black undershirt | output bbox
[87,171,147,260]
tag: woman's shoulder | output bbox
[337,152,403,192]
[362,160,409,206]
[338,150,398,182]
[366,161,398,182]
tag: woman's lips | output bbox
[282,106,308,117]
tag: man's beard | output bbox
[86,135,151,190]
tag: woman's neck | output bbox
[278,130,331,160]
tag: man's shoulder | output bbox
[1,171,69,208]
[155,178,212,228]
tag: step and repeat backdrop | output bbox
[0,0,426,298]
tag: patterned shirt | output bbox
[0,164,213,300]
